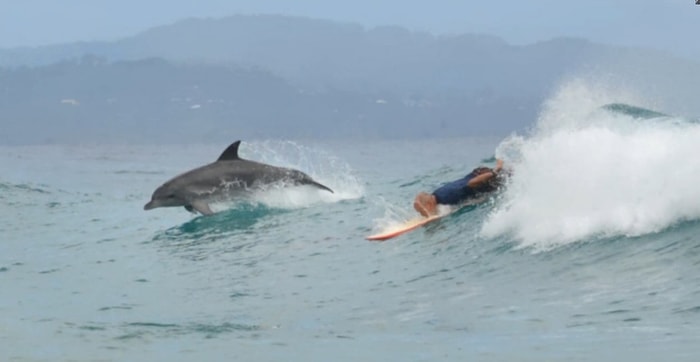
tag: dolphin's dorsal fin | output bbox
[217,140,242,161]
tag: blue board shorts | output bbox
[432,174,477,205]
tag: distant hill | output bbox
[0,56,531,144]
[0,15,698,144]
[0,15,639,96]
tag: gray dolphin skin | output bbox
[144,140,334,215]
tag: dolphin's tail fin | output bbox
[307,180,334,194]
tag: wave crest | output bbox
[482,79,700,249]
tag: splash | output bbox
[370,197,419,231]
[211,140,364,211]
[482,78,700,249]
[370,197,454,231]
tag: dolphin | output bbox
[144,140,333,215]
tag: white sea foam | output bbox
[212,140,364,211]
[482,78,700,249]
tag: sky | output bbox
[0,0,699,59]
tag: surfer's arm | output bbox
[467,171,495,188]
[494,159,503,173]
[466,159,503,188]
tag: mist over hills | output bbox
[1,15,697,144]
[2,55,527,144]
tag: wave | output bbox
[153,204,284,245]
[482,78,700,249]
[601,103,668,120]
[0,182,50,194]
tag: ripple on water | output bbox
[109,321,264,340]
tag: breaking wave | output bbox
[482,78,700,249]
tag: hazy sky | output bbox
[1,0,699,58]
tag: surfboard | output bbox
[366,197,486,242]
[366,213,448,241]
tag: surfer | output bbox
[413,159,505,217]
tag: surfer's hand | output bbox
[494,159,504,173]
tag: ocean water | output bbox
[3,82,700,361]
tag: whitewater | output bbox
[2,80,700,361]
[484,79,700,249]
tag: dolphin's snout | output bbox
[144,200,155,210]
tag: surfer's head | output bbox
[471,166,504,191]
[473,167,491,175]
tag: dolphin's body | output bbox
[144,140,333,215]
